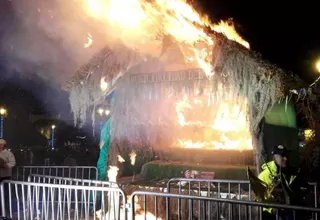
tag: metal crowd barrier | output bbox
[12,166,98,181]
[27,174,118,188]
[0,180,126,220]
[167,178,319,209]
[167,178,252,200]
[131,191,320,220]
[1,179,320,220]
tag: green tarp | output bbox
[96,119,111,181]
[264,102,297,128]
[262,102,299,167]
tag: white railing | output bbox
[0,180,126,220]
[12,166,98,181]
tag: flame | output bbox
[84,33,93,48]
[117,155,125,163]
[129,151,137,166]
[84,0,249,77]
[85,0,252,151]
[174,89,252,151]
[100,77,108,91]
[107,165,119,182]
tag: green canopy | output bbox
[264,102,297,128]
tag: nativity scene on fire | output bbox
[64,0,307,184]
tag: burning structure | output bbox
[65,0,303,180]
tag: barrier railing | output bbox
[1,179,320,220]
[131,191,320,220]
[0,180,126,220]
[167,178,252,200]
[27,174,118,188]
[167,178,318,208]
[12,166,98,181]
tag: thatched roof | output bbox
[66,28,308,169]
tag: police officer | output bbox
[259,145,307,220]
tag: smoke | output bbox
[0,0,107,84]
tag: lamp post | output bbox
[51,125,56,150]
[0,108,7,139]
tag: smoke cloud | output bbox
[0,0,107,84]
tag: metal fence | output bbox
[27,174,118,188]
[130,191,320,220]
[167,178,319,209]
[0,180,126,220]
[12,166,98,181]
[1,179,320,220]
[167,178,252,200]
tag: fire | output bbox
[129,151,137,166]
[107,165,119,182]
[174,92,252,151]
[85,0,252,150]
[84,0,249,77]
[117,155,125,163]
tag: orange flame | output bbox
[117,155,125,163]
[129,151,137,166]
[84,0,249,77]
[107,165,119,182]
[174,91,252,151]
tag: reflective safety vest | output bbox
[258,161,296,213]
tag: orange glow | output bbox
[84,0,249,77]
[85,0,252,151]
[129,151,137,166]
[173,86,252,151]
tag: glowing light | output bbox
[0,108,6,116]
[117,155,125,163]
[98,108,104,115]
[107,166,119,182]
[129,151,137,165]
[51,125,56,129]
[316,60,320,73]
[304,129,314,141]
[85,0,249,78]
[100,77,108,92]
[174,87,252,151]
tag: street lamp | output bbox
[51,125,56,150]
[316,60,320,73]
[0,108,7,139]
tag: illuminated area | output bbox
[316,60,320,73]
[173,86,252,150]
[84,0,249,78]
[304,129,314,141]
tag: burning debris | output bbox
[66,0,303,174]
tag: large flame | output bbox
[85,0,249,78]
[87,0,252,151]
[174,88,252,150]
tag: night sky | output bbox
[0,0,319,107]
[198,0,320,83]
